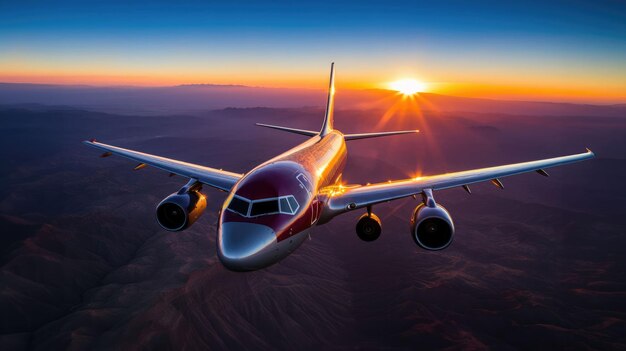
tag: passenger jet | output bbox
[84,63,594,271]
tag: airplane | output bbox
[84,63,595,271]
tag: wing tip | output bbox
[585,147,595,156]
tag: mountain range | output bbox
[1,82,624,118]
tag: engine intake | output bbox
[356,212,382,241]
[410,203,454,250]
[156,190,207,231]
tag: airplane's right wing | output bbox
[84,140,243,191]
[323,149,594,216]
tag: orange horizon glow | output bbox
[1,1,624,106]
[0,71,624,104]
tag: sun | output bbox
[389,79,427,95]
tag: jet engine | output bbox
[156,189,207,231]
[356,212,382,241]
[410,202,455,250]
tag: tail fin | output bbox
[320,62,335,137]
[255,63,335,138]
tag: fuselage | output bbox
[217,130,347,271]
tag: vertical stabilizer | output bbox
[320,62,335,137]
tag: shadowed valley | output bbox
[1,101,625,350]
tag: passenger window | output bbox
[296,173,312,194]
[250,199,279,216]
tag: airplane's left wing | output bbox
[84,140,242,191]
[323,149,594,216]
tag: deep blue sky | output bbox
[1,0,625,102]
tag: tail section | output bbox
[320,62,335,137]
[255,63,419,142]
[255,62,335,138]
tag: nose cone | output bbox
[218,222,277,271]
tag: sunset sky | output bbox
[1,0,625,103]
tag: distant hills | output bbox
[176,83,250,88]
[0,82,624,118]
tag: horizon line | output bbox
[1,81,625,106]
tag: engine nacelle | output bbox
[356,212,382,242]
[410,203,455,250]
[156,190,207,231]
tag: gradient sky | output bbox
[1,0,625,103]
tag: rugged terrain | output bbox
[1,104,625,350]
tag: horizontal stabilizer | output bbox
[255,123,318,137]
[344,130,419,141]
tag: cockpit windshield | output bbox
[250,199,279,216]
[227,196,250,216]
[227,195,300,217]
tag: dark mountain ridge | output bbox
[1,82,624,118]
